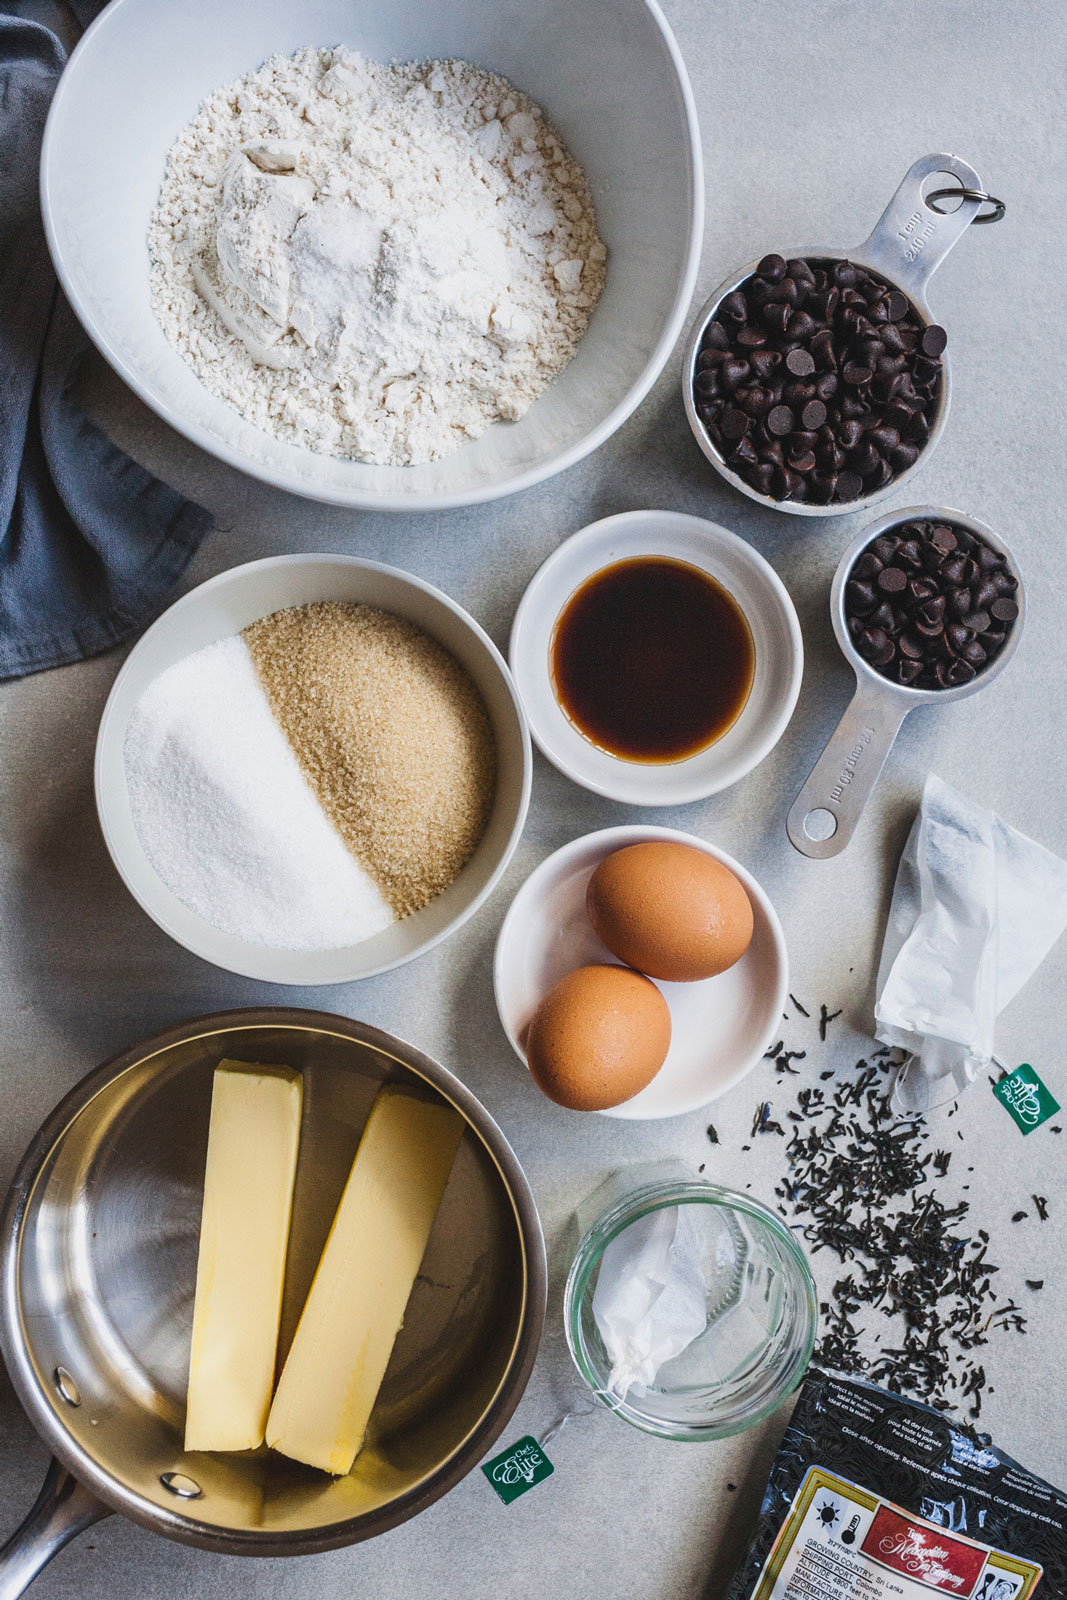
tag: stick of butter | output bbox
[185,1060,302,1453]
[267,1085,464,1475]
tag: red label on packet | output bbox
[861,1503,987,1592]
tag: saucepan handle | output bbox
[786,680,910,858]
[854,151,983,304]
[0,1459,110,1600]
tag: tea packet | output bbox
[725,1368,1067,1599]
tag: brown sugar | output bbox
[244,603,496,917]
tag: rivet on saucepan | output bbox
[160,1472,203,1500]
[53,1367,81,1407]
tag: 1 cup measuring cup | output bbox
[684,152,999,515]
[787,506,1026,859]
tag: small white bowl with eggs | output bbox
[493,825,788,1119]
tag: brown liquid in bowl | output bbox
[550,556,755,763]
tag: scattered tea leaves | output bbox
[774,1052,1028,1418]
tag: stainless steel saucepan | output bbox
[0,1009,546,1596]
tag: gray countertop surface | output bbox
[3,1,1066,1594]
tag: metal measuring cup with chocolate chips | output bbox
[844,517,1020,690]
[787,507,1025,859]
[683,153,1003,516]
[690,256,944,508]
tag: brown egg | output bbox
[587,841,754,982]
[525,964,671,1111]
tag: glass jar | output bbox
[564,1164,817,1440]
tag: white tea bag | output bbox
[876,774,1067,1113]
[591,1205,708,1399]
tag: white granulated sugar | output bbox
[149,47,607,465]
[124,634,395,951]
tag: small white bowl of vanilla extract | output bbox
[509,510,803,805]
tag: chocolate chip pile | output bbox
[692,255,946,505]
[844,518,1019,689]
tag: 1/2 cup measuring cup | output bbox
[683,153,989,516]
[787,506,1026,858]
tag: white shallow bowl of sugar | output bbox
[95,555,532,984]
[493,826,789,1119]
[509,511,804,806]
[42,0,703,511]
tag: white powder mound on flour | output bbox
[149,47,607,465]
[124,635,396,951]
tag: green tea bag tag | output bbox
[482,1436,554,1503]
[993,1063,1059,1134]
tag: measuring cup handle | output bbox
[787,681,910,858]
[0,1459,110,1600]
[855,152,983,304]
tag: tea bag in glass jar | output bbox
[591,1204,707,1399]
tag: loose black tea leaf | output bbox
[818,1004,843,1040]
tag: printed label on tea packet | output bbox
[481,1436,554,1504]
[749,1467,1041,1600]
[993,1064,1060,1135]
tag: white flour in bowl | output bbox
[149,47,607,465]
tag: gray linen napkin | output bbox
[0,2,214,679]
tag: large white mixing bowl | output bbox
[42,0,702,511]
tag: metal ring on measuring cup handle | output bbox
[682,153,986,519]
[787,505,1027,860]
[925,187,1006,224]
[850,152,983,306]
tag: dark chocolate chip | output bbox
[757,254,787,282]
[721,408,751,441]
[750,349,781,381]
[846,580,877,613]
[767,405,795,436]
[851,552,883,580]
[921,324,948,357]
[785,348,816,377]
[720,290,748,324]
